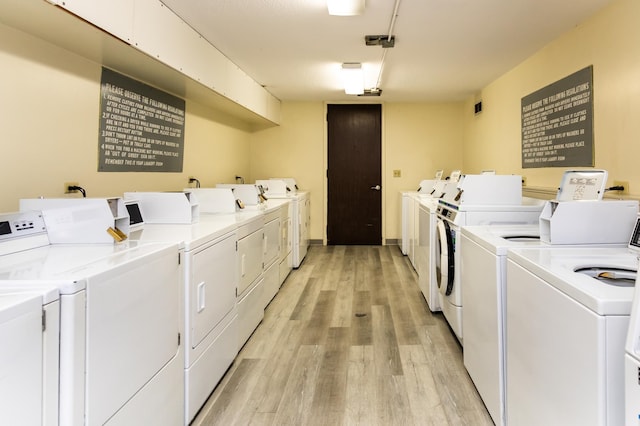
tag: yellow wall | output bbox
[249,102,465,242]
[462,0,640,195]
[4,0,637,243]
[0,22,251,212]
[248,102,325,241]
[384,103,464,241]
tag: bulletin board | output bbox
[521,66,594,168]
[98,68,185,172]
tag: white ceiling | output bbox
[160,0,613,102]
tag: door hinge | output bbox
[236,241,238,251]
[178,252,181,265]
[42,309,46,332]
[178,333,181,346]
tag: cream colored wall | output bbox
[0,22,251,212]
[384,103,465,240]
[248,102,325,241]
[10,0,634,242]
[249,102,465,242]
[462,0,640,195]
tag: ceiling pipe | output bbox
[374,0,401,91]
[387,0,401,42]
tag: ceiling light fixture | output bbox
[341,63,364,95]
[327,0,365,16]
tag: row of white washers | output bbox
[409,171,545,341]
[459,169,640,425]
[434,173,545,342]
[0,179,307,426]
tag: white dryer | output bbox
[126,210,239,425]
[185,188,269,347]
[506,245,638,426]
[0,291,49,425]
[257,178,309,268]
[0,209,183,426]
[0,285,59,426]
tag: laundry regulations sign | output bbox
[521,66,594,168]
[98,68,185,172]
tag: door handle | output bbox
[370,185,381,190]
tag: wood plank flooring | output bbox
[192,245,493,426]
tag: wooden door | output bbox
[327,104,382,245]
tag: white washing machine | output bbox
[125,204,240,425]
[625,222,640,424]
[400,172,447,263]
[415,178,459,311]
[0,209,183,426]
[506,245,638,426]
[461,220,636,426]
[460,224,540,425]
[460,170,637,425]
[435,175,544,343]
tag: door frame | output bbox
[322,101,386,245]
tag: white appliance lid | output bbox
[556,169,608,201]
[507,246,636,315]
[0,241,177,294]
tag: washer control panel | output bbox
[0,211,47,242]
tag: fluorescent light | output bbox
[341,63,364,95]
[328,0,365,16]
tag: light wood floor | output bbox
[192,245,493,426]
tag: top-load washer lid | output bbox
[573,214,640,286]
[574,266,636,287]
[555,169,608,201]
[507,246,637,315]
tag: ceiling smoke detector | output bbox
[365,35,395,48]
